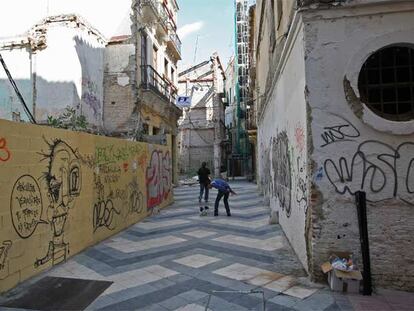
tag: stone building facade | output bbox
[0,14,106,129]
[255,0,414,290]
[178,54,226,177]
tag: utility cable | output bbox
[0,53,36,123]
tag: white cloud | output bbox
[177,21,204,40]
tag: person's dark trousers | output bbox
[214,190,231,216]
[199,183,209,202]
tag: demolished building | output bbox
[178,53,226,177]
[0,14,106,130]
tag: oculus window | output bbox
[358,46,414,121]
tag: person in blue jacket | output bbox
[208,179,237,216]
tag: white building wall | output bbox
[258,22,309,269]
[35,26,105,127]
[0,48,32,121]
[304,3,414,290]
[0,20,105,128]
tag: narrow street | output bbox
[1,181,413,310]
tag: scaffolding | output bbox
[232,0,251,177]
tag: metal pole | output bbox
[0,53,36,123]
[355,191,372,295]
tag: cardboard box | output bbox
[321,253,362,293]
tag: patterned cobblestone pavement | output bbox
[1,181,413,310]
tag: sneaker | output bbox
[204,206,209,210]
[214,213,218,217]
[199,206,204,212]
[227,214,232,217]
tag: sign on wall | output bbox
[176,96,191,108]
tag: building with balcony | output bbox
[103,0,182,183]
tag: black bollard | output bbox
[355,191,372,295]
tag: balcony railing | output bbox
[141,0,169,30]
[169,30,182,56]
[141,65,177,104]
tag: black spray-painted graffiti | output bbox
[324,141,414,204]
[320,116,360,147]
[128,177,144,216]
[295,156,308,213]
[0,240,12,280]
[272,132,292,217]
[93,176,120,232]
[260,142,272,198]
[0,240,12,271]
[10,175,47,239]
[34,139,82,268]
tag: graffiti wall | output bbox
[305,7,414,290]
[0,119,173,292]
[257,24,309,270]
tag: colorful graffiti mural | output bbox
[146,150,172,209]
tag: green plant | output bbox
[47,107,88,131]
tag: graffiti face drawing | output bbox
[35,140,81,268]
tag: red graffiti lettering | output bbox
[146,150,171,209]
[0,138,11,162]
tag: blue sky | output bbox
[177,0,236,71]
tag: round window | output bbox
[358,45,414,121]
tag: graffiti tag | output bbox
[0,240,12,270]
[128,178,144,215]
[93,176,120,232]
[272,132,292,217]
[95,144,145,166]
[93,199,120,232]
[0,137,11,162]
[146,150,172,209]
[295,156,308,212]
[320,117,360,147]
[324,141,414,204]
[294,126,305,152]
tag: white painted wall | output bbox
[1,20,105,127]
[258,21,309,269]
[0,49,32,121]
[35,24,105,127]
[304,3,414,289]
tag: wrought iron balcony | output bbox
[141,65,177,104]
[141,0,169,31]
[168,30,182,59]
